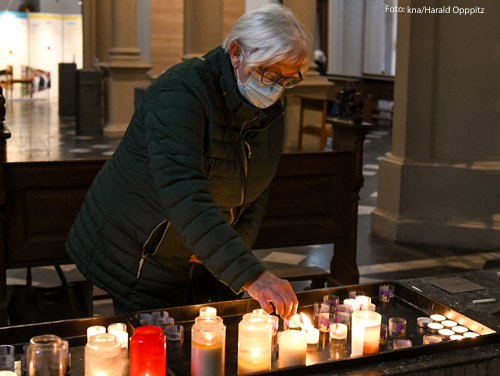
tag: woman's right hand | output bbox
[243,271,298,321]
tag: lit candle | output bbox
[300,314,319,350]
[284,314,302,330]
[427,323,444,334]
[343,298,360,312]
[130,326,166,376]
[463,332,480,338]
[423,334,442,344]
[87,326,106,342]
[430,314,446,322]
[349,290,365,299]
[238,313,272,375]
[108,323,129,349]
[441,320,457,328]
[355,295,371,311]
[200,307,217,317]
[351,311,382,356]
[85,333,122,376]
[191,317,225,376]
[452,326,468,334]
[267,315,279,336]
[252,309,268,315]
[450,335,465,341]
[438,329,455,340]
[278,330,307,369]
[329,323,348,343]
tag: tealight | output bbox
[427,323,444,334]
[423,334,442,344]
[441,320,457,328]
[393,338,412,349]
[305,327,320,349]
[252,309,268,315]
[438,329,455,340]
[329,323,347,343]
[450,335,465,341]
[348,290,365,299]
[430,314,446,322]
[452,326,468,334]
[463,332,480,338]
[343,298,360,312]
[355,295,371,311]
[417,317,433,328]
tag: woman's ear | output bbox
[229,41,242,69]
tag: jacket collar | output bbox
[203,46,284,127]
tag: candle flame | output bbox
[300,313,311,328]
[252,349,259,356]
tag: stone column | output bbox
[82,0,112,68]
[282,0,333,152]
[101,0,152,137]
[372,0,500,249]
[183,0,224,60]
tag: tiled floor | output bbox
[4,98,497,321]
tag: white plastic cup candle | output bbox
[151,311,169,326]
[200,307,217,317]
[355,295,371,311]
[336,304,352,314]
[423,334,442,344]
[452,326,468,334]
[351,311,382,356]
[85,333,121,376]
[388,317,407,338]
[329,323,348,343]
[463,332,480,338]
[427,323,444,334]
[332,312,350,327]
[238,313,272,375]
[365,303,376,312]
[348,290,365,299]
[323,295,339,311]
[278,330,307,369]
[136,313,152,326]
[343,299,360,312]
[108,323,129,349]
[165,324,184,346]
[192,316,226,376]
[87,326,106,342]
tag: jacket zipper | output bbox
[137,219,171,278]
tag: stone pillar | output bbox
[282,0,333,152]
[101,0,152,137]
[372,0,500,249]
[183,0,224,60]
[82,0,112,68]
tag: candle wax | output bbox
[191,341,225,376]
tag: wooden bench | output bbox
[0,86,370,325]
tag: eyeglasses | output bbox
[257,67,303,88]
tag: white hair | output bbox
[222,3,312,71]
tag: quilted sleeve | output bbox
[144,86,265,294]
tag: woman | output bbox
[65,4,312,320]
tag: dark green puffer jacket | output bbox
[65,46,285,311]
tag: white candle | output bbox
[0,372,17,376]
[464,332,480,338]
[87,326,106,342]
[430,314,446,322]
[452,326,468,334]
[438,329,455,340]
[441,320,457,328]
[351,311,381,356]
[199,307,217,317]
[238,313,272,375]
[355,295,371,311]
[278,330,307,369]
[108,323,128,349]
[191,316,226,376]
[450,335,465,340]
[343,298,360,312]
[427,323,444,334]
[85,334,122,376]
[329,323,348,343]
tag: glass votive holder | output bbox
[348,290,365,299]
[378,285,394,302]
[0,345,15,372]
[164,317,175,327]
[365,303,376,312]
[427,323,444,334]
[85,333,122,376]
[423,334,442,344]
[452,326,468,334]
[417,317,433,328]
[108,323,129,349]
[192,317,225,376]
[284,314,302,330]
[27,335,65,376]
[319,303,330,314]
[278,330,307,369]
[441,320,457,328]
[136,313,152,326]
[305,327,320,350]
[313,303,321,323]
[355,295,371,311]
[380,324,387,344]
[61,340,71,375]
[329,323,348,344]
[323,295,339,311]
[332,312,350,327]
[388,317,407,338]
[450,335,465,341]
[335,304,352,314]
[343,298,360,312]
[151,311,169,326]
[318,313,333,333]
[393,338,412,349]
[238,313,272,374]
[130,326,166,376]
[87,325,106,342]
[165,324,184,346]
[200,306,217,317]
[267,315,279,336]
[438,329,455,341]
[463,332,480,338]
[430,314,446,323]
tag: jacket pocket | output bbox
[137,219,170,278]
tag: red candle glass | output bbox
[130,326,166,376]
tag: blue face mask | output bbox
[236,66,284,109]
